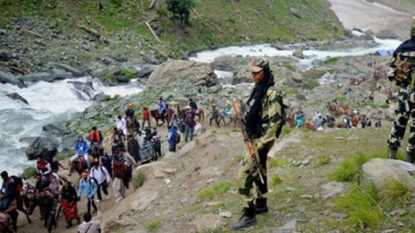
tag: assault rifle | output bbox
[232,99,264,184]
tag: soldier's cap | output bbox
[248,58,270,73]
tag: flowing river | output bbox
[0,32,402,174]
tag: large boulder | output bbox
[6,92,29,105]
[147,60,217,88]
[137,64,157,78]
[21,72,55,83]
[92,92,106,102]
[292,49,304,59]
[211,56,241,72]
[53,63,84,77]
[362,158,415,190]
[233,67,251,85]
[26,137,58,160]
[68,81,95,98]
[0,70,26,88]
[376,29,399,39]
[42,123,70,137]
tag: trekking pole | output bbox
[232,99,265,184]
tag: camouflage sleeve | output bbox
[387,54,398,82]
[258,91,283,147]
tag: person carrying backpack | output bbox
[78,172,98,213]
[125,103,135,119]
[71,136,91,168]
[36,155,52,180]
[112,152,127,203]
[101,151,113,178]
[184,107,195,142]
[89,162,111,203]
[89,127,103,148]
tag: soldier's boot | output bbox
[255,198,269,214]
[388,149,398,160]
[406,152,415,164]
[231,203,257,230]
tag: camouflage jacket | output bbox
[256,87,284,147]
[388,38,415,87]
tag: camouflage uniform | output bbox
[237,87,284,207]
[387,48,415,162]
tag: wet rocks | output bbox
[292,49,304,59]
[0,70,26,88]
[6,92,29,105]
[25,137,58,160]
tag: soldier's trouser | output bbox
[388,88,409,151]
[237,140,270,208]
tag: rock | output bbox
[334,137,344,140]
[280,219,297,231]
[0,49,10,61]
[154,168,177,178]
[147,60,217,88]
[219,211,232,218]
[19,137,37,145]
[143,55,161,65]
[137,64,156,78]
[6,92,29,105]
[292,49,304,59]
[25,137,58,160]
[382,230,397,233]
[233,67,251,85]
[362,158,415,190]
[53,63,84,77]
[0,70,26,88]
[211,56,242,72]
[192,214,221,231]
[396,221,405,227]
[92,92,106,102]
[131,191,159,211]
[208,85,222,93]
[61,132,79,152]
[285,187,295,193]
[376,29,399,39]
[68,81,95,98]
[51,69,74,80]
[300,195,314,200]
[42,123,69,137]
[321,182,346,199]
[21,72,54,83]
[290,8,302,18]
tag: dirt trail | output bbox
[328,0,410,39]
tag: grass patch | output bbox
[271,174,282,186]
[321,57,339,65]
[315,155,331,167]
[378,179,411,205]
[133,171,145,190]
[187,204,203,213]
[268,158,288,169]
[336,184,383,229]
[335,96,347,103]
[197,181,232,200]
[233,154,244,163]
[20,166,37,179]
[331,151,385,182]
[145,219,163,232]
[281,126,291,135]
[194,137,200,145]
[121,68,136,79]
[55,153,67,161]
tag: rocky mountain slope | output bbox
[0,0,345,76]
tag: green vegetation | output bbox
[268,158,287,169]
[121,68,136,80]
[321,57,339,65]
[331,150,385,182]
[271,174,282,186]
[197,181,232,200]
[336,184,383,229]
[133,171,146,190]
[166,0,196,26]
[335,96,347,103]
[378,179,411,205]
[315,155,331,167]
[55,153,67,161]
[145,219,163,232]
[281,126,291,135]
[20,166,37,179]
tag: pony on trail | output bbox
[150,108,173,126]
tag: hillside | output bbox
[0,0,345,74]
[368,0,415,14]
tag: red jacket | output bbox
[143,109,150,119]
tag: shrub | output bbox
[197,181,232,200]
[315,155,331,167]
[146,219,163,232]
[378,179,411,205]
[20,167,37,179]
[133,171,145,190]
[271,174,282,186]
[282,127,291,135]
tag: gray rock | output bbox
[292,49,304,59]
[300,195,314,200]
[143,55,161,65]
[84,111,100,120]
[219,211,232,218]
[192,214,221,231]
[51,69,73,80]
[321,182,346,199]
[290,8,301,18]
[61,133,79,152]
[137,64,156,78]
[147,60,217,88]
[396,221,405,227]
[362,158,415,190]
[92,92,106,102]
[6,92,29,105]
[21,72,54,83]
[211,56,242,72]
[0,70,26,88]
[68,81,94,98]
[42,123,69,137]
[280,219,297,231]
[26,137,58,160]
[376,29,399,39]
[19,137,37,145]
[233,67,251,85]
[130,191,159,211]
[53,63,84,77]
[0,49,10,61]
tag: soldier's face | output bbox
[251,70,264,83]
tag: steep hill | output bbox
[0,0,345,74]
[369,0,415,14]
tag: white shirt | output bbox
[116,118,126,131]
[135,134,144,147]
[90,166,110,184]
[77,211,102,233]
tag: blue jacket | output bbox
[0,178,15,211]
[168,129,177,146]
[158,100,166,111]
[75,140,89,155]
[78,178,97,199]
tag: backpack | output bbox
[113,159,126,179]
[10,176,23,195]
[175,133,181,144]
[185,112,195,126]
[51,158,60,172]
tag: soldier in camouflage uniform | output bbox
[231,59,284,230]
[387,19,415,163]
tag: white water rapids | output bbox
[0,77,143,174]
[0,33,402,175]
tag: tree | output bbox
[166,0,196,26]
